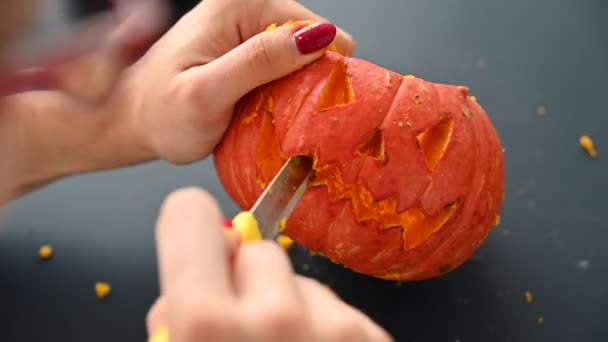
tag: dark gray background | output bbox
[1,0,607,341]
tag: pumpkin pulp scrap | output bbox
[254,59,458,250]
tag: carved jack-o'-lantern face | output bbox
[214,51,505,281]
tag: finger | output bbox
[296,276,394,342]
[192,20,336,106]
[155,187,230,295]
[0,67,58,97]
[233,241,299,300]
[145,228,239,337]
[146,296,167,335]
[264,0,356,56]
[234,242,308,340]
[224,228,242,262]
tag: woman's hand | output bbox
[0,0,354,203]
[146,188,392,342]
[120,0,355,164]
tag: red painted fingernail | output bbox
[294,22,337,54]
[223,218,233,229]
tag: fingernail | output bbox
[223,218,233,229]
[294,22,337,54]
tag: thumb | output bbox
[197,21,337,103]
[146,296,167,335]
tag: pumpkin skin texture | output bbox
[213,51,505,281]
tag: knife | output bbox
[148,156,314,342]
[230,155,314,242]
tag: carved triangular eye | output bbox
[357,129,386,162]
[315,61,355,111]
[417,116,453,170]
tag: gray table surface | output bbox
[1,0,607,341]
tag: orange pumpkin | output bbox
[213,51,505,281]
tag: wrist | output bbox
[0,87,158,203]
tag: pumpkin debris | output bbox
[494,214,501,226]
[537,316,544,326]
[579,135,597,158]
[95,282,111,299]
[536,106,546,116]
[38,245,53,260]
[502,229,511,237]
[265,23,277,31]
[524,290,533,304]
[276,234,294,251]
[302,263,311,272]
[278,218,287,232]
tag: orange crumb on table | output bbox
[95,282,111,299]
[537,316,544,325]
[38,245,53,260]
[536,106,546,116]
[579,135,598,158]
[525,290,533,304]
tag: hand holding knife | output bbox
[149,155,314,342]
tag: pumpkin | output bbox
[213,51,505,281]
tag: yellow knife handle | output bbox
[147,212,262,342]
[148,325,169,342]
[231,211,263,243]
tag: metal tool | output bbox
[245,155,314,240]
[226,155,314,242]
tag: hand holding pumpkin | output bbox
[146,187,392,342]
[119,0,355,165]
[0,0,355,202]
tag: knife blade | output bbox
[248,155,314,240]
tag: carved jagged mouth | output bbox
[251,59,458,250]
[310,166,458,250]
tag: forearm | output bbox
[0,90,156,203]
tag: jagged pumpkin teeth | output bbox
[214,51,505,281]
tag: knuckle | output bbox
[247,36,274,69]
[167,75,207,110]
[242,240,286,262]
[172,296,229,340]
[255,299,305,337]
